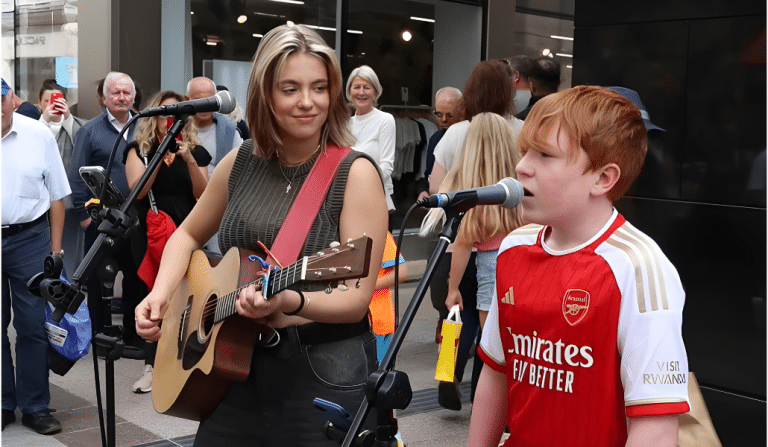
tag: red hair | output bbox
[518,85,647,202]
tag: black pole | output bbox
[341,208,465,447]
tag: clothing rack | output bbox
[380,105,433,112]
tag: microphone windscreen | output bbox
[216,90,236,115]
[499,177,524,209]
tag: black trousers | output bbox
[195,325,378,446]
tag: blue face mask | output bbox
[514,89,532,116]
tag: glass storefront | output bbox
[2,0,79,112]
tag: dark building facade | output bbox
[573,1,766,445]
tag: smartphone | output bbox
[313,398,352,431]
[166,117,183,142]
[50,92,63,115]
[79,166,125,208]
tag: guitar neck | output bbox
[213,257,306,324]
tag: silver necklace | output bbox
[277,144,321,194]
[279,165,299,194]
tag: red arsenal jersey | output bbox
[479,211,690,447]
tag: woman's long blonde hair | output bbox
[421,113,523,241]
[134,90,201,157]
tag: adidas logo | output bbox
[501,287,514,305]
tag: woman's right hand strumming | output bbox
[135,289,170,341]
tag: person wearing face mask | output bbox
[507,55,535,115]
[346,65,397,213]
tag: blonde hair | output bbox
[245,24,353,159]
[345,65,383,105]
[134,90,201,157]
[421,113,523,240]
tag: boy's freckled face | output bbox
[515,123,598,227]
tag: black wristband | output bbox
[284,290,305,316]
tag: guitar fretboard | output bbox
[212,257,305,323]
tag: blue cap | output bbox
[1,78,9,96]
[606,86,665,132]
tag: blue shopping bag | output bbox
[43,270,92,376]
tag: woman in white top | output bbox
[346,65,397,212]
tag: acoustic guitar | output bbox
[152,236,373,421]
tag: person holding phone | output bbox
[122,90,211,393]
[37,80,87,277]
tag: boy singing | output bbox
[469,86,689,447]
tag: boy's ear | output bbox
[592,163,621,197]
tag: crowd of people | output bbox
[2,23,689,447]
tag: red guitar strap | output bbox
[268,144,352,265]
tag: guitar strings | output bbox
[197,244,356,321]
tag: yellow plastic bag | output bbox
[435,305,462,382]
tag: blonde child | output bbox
[443,112,524,330]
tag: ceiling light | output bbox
[541,49,550,56]
[566,65,572,68]
[271,0,305,4]
[253,33,263,38]
[190,11,194,14]
[237,15,247,23]
[347,29,363,34]
[551,35,573,41]
[402,31,412,41]
[410,16,435,23]
[206,42,217,46]
[555,53,573,58]
[254,12,280,18]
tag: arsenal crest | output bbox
[562,289,590,326]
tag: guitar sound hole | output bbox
[201,294,217,339]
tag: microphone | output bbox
[137,91,236,117]
[418,177,524,211]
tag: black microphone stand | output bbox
[332,206,466,447]
[28,114,190,447]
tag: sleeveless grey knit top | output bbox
[219,140,373,292]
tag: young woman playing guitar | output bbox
[134,24,387,446]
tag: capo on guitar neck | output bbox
[256,241,285,269]
[247,241,286,273]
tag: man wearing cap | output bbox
[1,78,68,434]
[606,86,671,197]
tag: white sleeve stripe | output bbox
[605,225,669,313]
[617,225,670,310]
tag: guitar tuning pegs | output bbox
[329,241,340,248]
[339,281,349,292]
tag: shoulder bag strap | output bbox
[269,145,352,265]
[142,154,158,213]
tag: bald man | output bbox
[417,87,463,201]
[186,77,243,178]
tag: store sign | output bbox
[56,56,77,88]
[15,31,69,58]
